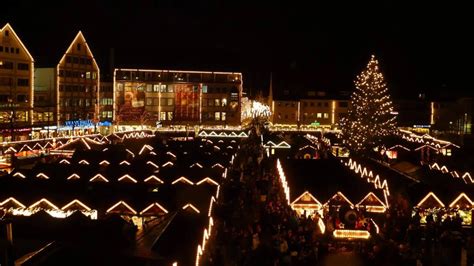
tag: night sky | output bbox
[2,0,473,98]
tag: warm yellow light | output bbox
[0,197,26,209]
[30,198,59,210]
[449,193,474,208]
[67,173,80,180]
[36,173,50,179]
[144,175,164,184]
[417,192,445,208]
[172,177,194,185]
[140,202,168,215]
[106,201,137,215]
[118,174,137,183]
[61,199,91,211]
[333,229,370,239]
[196,177,219,186]
[90,174,109,182]
[182,203,200,213]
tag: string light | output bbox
[341,55,397,152]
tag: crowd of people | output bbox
[201,124,474,266]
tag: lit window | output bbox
[146,84,152,92]
[215,99,220,106]
[202,85,208,93]
[160,112,166,120]
[167,112,173,120]
[222,98,227,106]
[221,112,226,121]
[324,113,329,119]
[167,85,174,93]
[153,85,160,92]
[317,113,322,118]
[215,112,220,121]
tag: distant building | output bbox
[0,23,34,141]
[35,31,100,134]
[114,69,243,127]
[431,98,473,135]
[269,87,350,128]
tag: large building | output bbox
[0,23,34,141]
[35,31,100,132]
[114,69,243,127]
[269,88,350,129]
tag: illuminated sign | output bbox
[64,120,94,128]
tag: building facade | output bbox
[35,31,100,131]
[270,90,350,129]
[114,69,242,127]
[0,24,34,141]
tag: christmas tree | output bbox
[341,55,397,153]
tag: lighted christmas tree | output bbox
[341,55,397,153]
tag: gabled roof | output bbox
[1,23,34,62]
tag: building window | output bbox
[17,78,29,87]
[146,98,153,105]
[222,98,227,107]
[10,47,14,53]
[167,98,174,106]
[153,85,160,92]
[0,61,13,69]
[202,85,208,93]
[72,57,79,64]
[215,112,220,121]
[17,94,27,102]
[15,48,19,54]
[66,56,71,63]
[214,99,220,106]
[167,112,173,120]
[0,46,3,52]
[167,86,174,93]
[160,111,166,120]
[77,43,82,51]
[317,113,322,118]
[92,72,97,79]
[221,112,226,121]
[5,30,9,36]
[339,101,348,108]
[160,85,167,92]
[146,84,152,92]
[324,102,329,107]
[323,113,329,119]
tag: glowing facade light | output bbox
[67,173,81,180]
[182,203,200,213]
[13,172,26,179]
[0,197,27,209]
[118,174,137,183]
[331,100,336,124]
[172,177,194,185]
[78,159,90,165]
[417,192,445,208]
[144,175,164,184]
[140,202,168,215]
[36,173,50,179]
[291,191,322,207]
[196,177,219,186]
[333,229,370,239]
[60,159,71,164]
[356,192,386,213]
[30,198,60,210]
[324,191,354,207]
[90,174,109,183]
[106,201,137,215]
[119,160,131,166]
[61,199,91,211]
[449,193,474,208]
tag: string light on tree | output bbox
[341,55,397,153]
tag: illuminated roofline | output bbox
[182,203,200,213]
[0,197,27,208]
[61,199,91,211]
[115,68,242,76]
[417,192,445,208]
[449,193,474,208]
[1,23,34,61]
[140,202,169,215]
[356,192,386,208]
[30,198,60,210]
[106,201,137,215]
[291,191,322,206]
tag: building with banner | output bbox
[114,69,243,127]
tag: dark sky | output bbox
[2,0,473,98]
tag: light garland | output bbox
[341,55,397,152]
